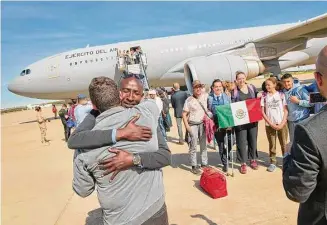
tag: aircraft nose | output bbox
[7,77,25,95]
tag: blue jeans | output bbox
[159,116,167,140]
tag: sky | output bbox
[1,1,327,109]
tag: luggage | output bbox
[200,167,228,199]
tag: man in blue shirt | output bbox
[74,94,93,127]
[207,79,232,172]
[281,74,312,143]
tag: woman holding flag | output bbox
[231,71,259,174]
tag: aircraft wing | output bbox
[165,13,327,75]
[215,13,327,53]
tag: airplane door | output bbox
[48,57,59,78]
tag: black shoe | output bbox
[191,166,201,175]
[222,165,228,173]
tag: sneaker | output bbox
[267,164,276,172]
[250,160,259,170]
[240,164,247,174]
[191,166,201,175]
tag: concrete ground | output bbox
[3,73,314,225]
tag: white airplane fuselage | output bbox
[8,23,325,100]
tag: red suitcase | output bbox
[200,167,228,199]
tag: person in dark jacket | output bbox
[158,89,172,132]
[207,79,232,172]
[171,83,189,144]
[58,104,71,141]
[283,45,327,225]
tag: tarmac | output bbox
[2,73,314,225]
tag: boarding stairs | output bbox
[117,51,150,91]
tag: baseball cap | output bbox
[192,80,204,88]
[77,94,87,99]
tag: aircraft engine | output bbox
[184,55,265,91]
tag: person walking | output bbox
[52,104,58,119]
[171,83,188,145]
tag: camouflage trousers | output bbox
[39,127,47,143]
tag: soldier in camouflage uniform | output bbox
[35,106,49,145]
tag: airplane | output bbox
[8,13,327,100]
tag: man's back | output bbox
[283,105,327,225]
[171,90,188,118]
[73,99,164,225]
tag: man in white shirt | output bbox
[182,80,209,174]
[149,89,167,141]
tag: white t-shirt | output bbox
[260,92,287,126]
[155,97,163,113]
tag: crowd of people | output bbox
[33,45,327,225]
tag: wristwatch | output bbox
[132,153,142,166]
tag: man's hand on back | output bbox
[116,115,152,141]
[98,148,134,181]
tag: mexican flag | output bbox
[216,98,262,128]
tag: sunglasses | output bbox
[121,72,145,80]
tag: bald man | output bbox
[171,83,189,144]
[283,45,327,225]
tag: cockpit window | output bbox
[20,69,31,76]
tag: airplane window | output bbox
[80,61,82,64]
[70,63,73,66]
[90,60,93,63]
[75,62,77,65]
[85,60,88,63]
[26,69,31,74]
[101,58,103,61]
[95,58,98,62]
[20,70,26,76]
